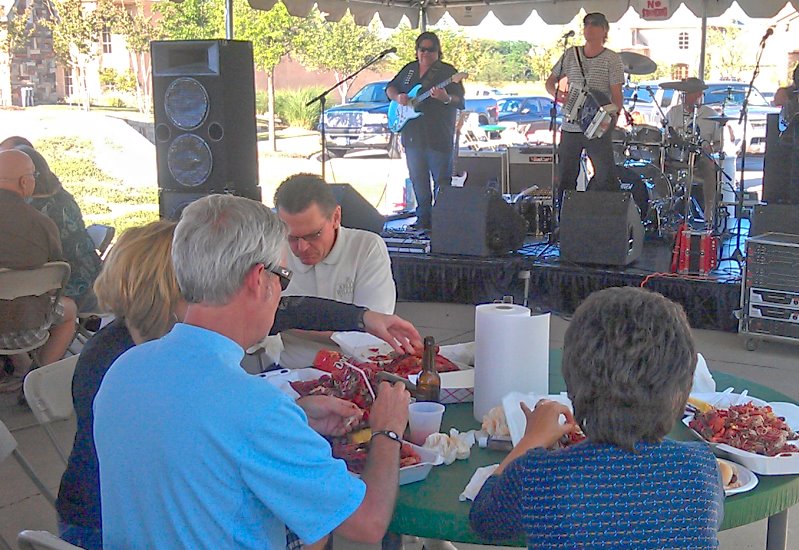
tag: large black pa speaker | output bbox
[751,204,799,237]
[763,113,792,204]
[329,184,385,234]
[151,40,259,197]
[560,190,644,265]
[159,187,262,221]
[431,186,525,256]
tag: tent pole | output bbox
[420,3,427,30]
[226,0,234,39]
[698,0,708,78]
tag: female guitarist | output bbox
[386,31,465,231]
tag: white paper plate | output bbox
[257,367,327,399]
[719,458,758,496]
[398,442,444,485]
[502,392,573,447]
[684,395,799,475]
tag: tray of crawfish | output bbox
[258,349,447,484]
[683,392,799,475]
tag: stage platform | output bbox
[384,218,746,333]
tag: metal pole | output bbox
[226,0,234,39]
[698,0,708,79]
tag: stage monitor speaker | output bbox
[431,186,525,256]
[507,146,555,194]
[151,40,258,194]
[159,187,262,221]
[560,190,644,266]
[454,150,508,191]
[329,184,385,235]
[751,204,799,238]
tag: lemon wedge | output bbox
[350,428,372,444]
[687,396,713,413]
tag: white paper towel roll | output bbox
[473,303,550,422]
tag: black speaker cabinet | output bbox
[560,190,644,266]
[151,40,258,194]
[160,187,262,221]
[431,186,525,256]
[329,184,385,235]
[454,150,508,192]
[751,204,799,238]
[507,146,555,194]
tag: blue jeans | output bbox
[404,145,452,227]
[58,519,103,550]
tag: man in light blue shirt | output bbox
[94,195,412,549]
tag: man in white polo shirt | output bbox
[275,173,395,368]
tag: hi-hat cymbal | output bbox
[620,52,657,75]
[660,78,708,93]
[703,114,735,124]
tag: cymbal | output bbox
[703,114,735,124]
[660,78,708,93]
[620,51,657,75]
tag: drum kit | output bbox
[612,53,733,235]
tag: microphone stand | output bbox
[724,33,769,266]
[547,33,571,245]
[307,50,393,180]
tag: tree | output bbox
[292,11,387,102]
[705,26,746,81]
[235,1,315,151]
[0,4,35,55]
[113,1,163,113]
[41,0,119,110]
[154,0,224,41]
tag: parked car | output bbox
[464,98,499,125]
[319,80,402,159]
[497,95,558,124]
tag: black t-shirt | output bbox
[387,60,465,152]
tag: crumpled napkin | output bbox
[459,464,499,501]
[423,428,475,465]
[692,353,716,393]
[481,405,510,437]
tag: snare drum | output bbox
[616,160,673,223]
[666,130,695,164]
[628,125,663,163]
[611,127,630,165]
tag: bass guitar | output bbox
[388,72,468,133]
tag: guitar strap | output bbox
[574,47,588,88]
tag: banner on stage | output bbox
[639,0,671,20]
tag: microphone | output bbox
[379,47,397,57]
[562,30,575,40]
[760,27,773,45]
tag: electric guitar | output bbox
[388,72,468,133]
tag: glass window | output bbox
[678,32,689,50]
[102,26,112,54]
[672,64,689,80]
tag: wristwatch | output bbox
[371,430,402,444]
[443,95,451,105]
[357,307,369,330]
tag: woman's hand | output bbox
[296,395,364,436]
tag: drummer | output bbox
[664,77,722,228]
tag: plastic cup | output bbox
[408,402,445,445]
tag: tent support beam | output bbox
[699,0,708,78]
[226,0,234,39]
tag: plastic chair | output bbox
[23,355,79,465]
[17,531,83,550]
[0,420,56,507]
[85,224,115,259]
[0,262,71,359]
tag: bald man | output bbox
[0,150,76,391]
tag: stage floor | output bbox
[383,215,747,332]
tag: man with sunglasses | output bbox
[94,194,414,549]
[274,173,396,368]
[0,149,77,391]
[386,31,465,231]
[545,12,625,221]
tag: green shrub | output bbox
[275,87,328,129]
[99,68,117,91]
[256,90,268,115]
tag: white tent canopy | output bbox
[246,0,799,28]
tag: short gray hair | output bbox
[172,195,287,305]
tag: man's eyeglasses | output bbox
[267,264,292,291]
[0,171,38,182]
[417,47,438,53]
[287,225,325,245]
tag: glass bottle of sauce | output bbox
[415,336,441,402]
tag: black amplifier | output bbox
[507,146,556,194]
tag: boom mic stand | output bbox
[307,48,395,181]
[723,28,772,266]
[547,31,573,245]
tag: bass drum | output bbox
[611,127,629,165]
[616,160,673,224]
